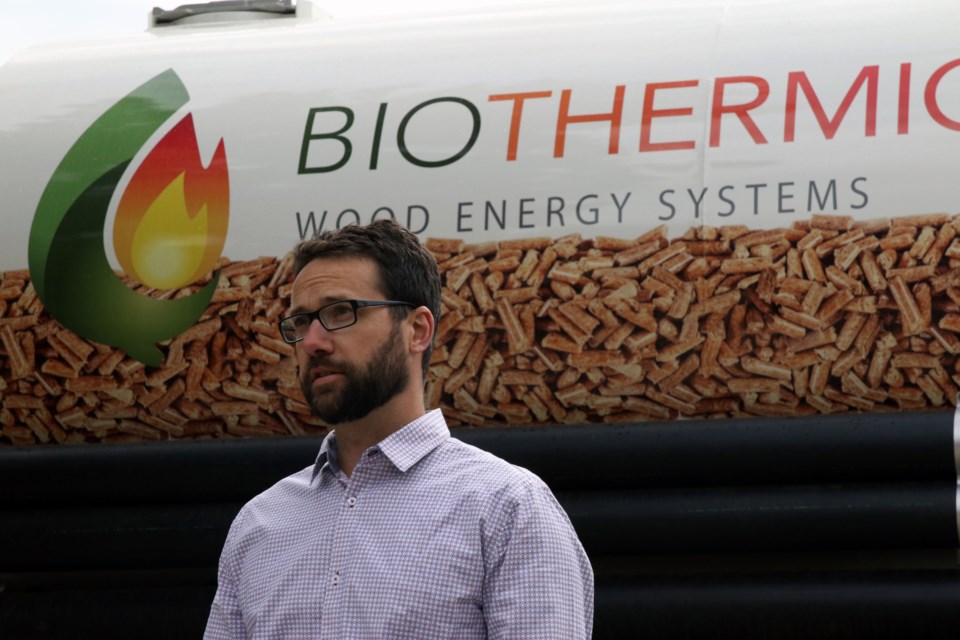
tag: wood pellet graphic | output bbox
[2,213,960,445]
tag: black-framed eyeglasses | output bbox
[279,299,415,343]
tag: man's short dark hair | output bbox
[291,219,441,381]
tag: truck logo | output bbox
[28,69,229,367]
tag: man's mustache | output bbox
[304,356,350,373]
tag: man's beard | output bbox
[300,323,410,425]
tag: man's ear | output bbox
[408,306,435,356]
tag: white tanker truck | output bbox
[0,1,958,638]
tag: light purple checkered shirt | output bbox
[204,409,594,639]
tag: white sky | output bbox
[0,0,554,66]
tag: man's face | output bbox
[290,257,411,425]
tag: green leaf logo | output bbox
[28,69,229,367]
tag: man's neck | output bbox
[333,394,426,477]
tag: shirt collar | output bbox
[311,433,338,484]
[311,409,449,482]
[377,409,450,472]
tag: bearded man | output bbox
[204,219,593,639]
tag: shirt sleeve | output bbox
[482,479,594,640]
[203,513,249,640]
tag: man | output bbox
[204,219,594,639]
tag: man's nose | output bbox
[299,318,335,355]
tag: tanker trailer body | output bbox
[1,1,959,638]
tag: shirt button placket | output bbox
[332,499,355,590]
[330,496,356,589]
[338,474,364,639]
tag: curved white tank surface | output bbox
[4,0,960,256]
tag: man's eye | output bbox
[291,316,311,329]
[327,304,354,319]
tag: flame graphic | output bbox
[114,114,228,289]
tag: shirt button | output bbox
[346,496,357,507]
[332,572,340,585]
